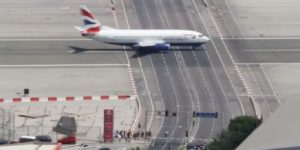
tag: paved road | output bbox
[118,0,243,149]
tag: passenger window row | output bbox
[113,36,188,39]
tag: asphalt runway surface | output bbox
[225,38,300,63]
[0,40,128,65]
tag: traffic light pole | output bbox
[144,109,147,134]
[186,112,189,144]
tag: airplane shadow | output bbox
[68,46,204,58]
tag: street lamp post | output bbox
[0,108,4,139]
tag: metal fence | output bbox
[0,108,15,141]
[14,125,102,142]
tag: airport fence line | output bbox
[14,126,152,143]
[0,108,15,141]
[14,126,102,142]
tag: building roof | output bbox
[237,98,300,150]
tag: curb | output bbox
[0,95,136,103]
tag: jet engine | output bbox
[154,43,171,51]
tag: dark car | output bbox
[98,148,111,150]
[57,135,76,144]
[35,135,52,143]
[186,143,200,150]
[187,143,207,150]
[0,139,9,145]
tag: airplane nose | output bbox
[203,36,210,42]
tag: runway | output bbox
[0,40,129,65]
[225,38,300,63]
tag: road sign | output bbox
[194,112,218,118]
[104,109,114,143]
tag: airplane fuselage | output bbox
[85,29,209,47]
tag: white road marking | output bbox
[184,0,221,139]
[68,50,124,53]
[122,0,155,133]
[243,49,300,52]
[260,64,281,104]
[246,64,271,115]
[168,0,198,140]
[0,39,91,41]
[147,40,166,139]
[155,1,182,148]
[224,0,247,37]
[235,62,300,65]
[192,0,244,118]
[223,37,300,40]
[205,0,246,116]
[239,94,276,97]
[0,64,128,67]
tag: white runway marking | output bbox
[223,37,300,40]
[0,64,129,67]
[0,39,91,41]
[68,50,124,53]
[243,49,300,52]
[235,63,300,65]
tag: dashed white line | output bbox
[243,49,300,52]
[155,1,184,147]
[223,0,247,37]
[235,62,300,65]
[180,0,218,142]
[121,0,155,133]
[260,64,282,104]
[246,64,270,116]
[0,64,128,67]
[205,1,246,115]
[192,0,244,116]
[0,39,91,41]
[223,37,300,40]
[168,0,198,139]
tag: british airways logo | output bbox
[80,6,101,33]
[83,19,96,26]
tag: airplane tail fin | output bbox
[76,5,102,34]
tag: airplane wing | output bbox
[135,41,165,47]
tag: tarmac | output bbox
[0,66,132,98]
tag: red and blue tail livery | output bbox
[78,5,101,34]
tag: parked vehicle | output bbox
[57,135,76,144]
[35,135,52,143]
[18,136,36,143]
[0,138,9,145]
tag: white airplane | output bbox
[75,5,209,50]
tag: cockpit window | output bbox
[198,34,203,37]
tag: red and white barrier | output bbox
[0,95,136,103]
